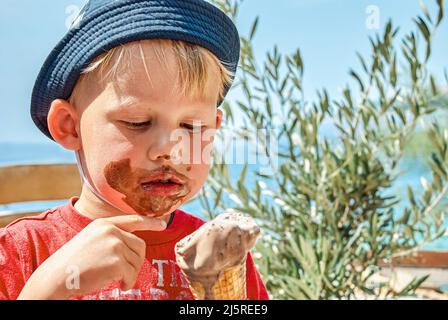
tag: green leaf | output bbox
[430,75,438,95]
[356,52,368,74]
[265,96,272,118]
[436,0,444,26]
[397,275,430,296]
[419,0,432,23]
[407,186,417,208]
[390,53,397,87]
[431,153,447,178]
[239,163,248,184]
[213,187,223,210]
[349,69,365,91]
[249,16,259,41]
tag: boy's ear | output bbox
[47,99,81,150]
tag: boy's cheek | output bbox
[186,163,211,189]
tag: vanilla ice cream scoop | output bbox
[175,211,261,299]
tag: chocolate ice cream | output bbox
[175,210,261,299]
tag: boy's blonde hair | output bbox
[69,39,234,107]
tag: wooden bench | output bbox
[0,163,82,227]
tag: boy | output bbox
[0,0,269,300]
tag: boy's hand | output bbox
[17,215,167,300]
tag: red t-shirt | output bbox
[0,197,269,300]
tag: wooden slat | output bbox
[0,163,82,204]
[0,211,42,228]
[380,251,448,268]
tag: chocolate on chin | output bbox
[103,158,191,217]
[175,211,261,300]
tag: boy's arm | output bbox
[0,229,26,300]
[246,251,270,300]
[17,214,167,300]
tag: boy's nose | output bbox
[147,143,174,162]
[158,154,171,160]
[146,129,178,162]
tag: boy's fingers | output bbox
[122,246,144,274]
[104,215,167,233]
[116,229,147,258]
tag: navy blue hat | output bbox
[31,0,240,140]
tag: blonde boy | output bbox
[0,0,268,300]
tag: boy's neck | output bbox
[74,183,172,225]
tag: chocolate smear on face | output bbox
[103,158,190,216]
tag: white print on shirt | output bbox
[152,259,190,288]
[102,288,142,300]
[169,259,190,288]
[150,288,169,300]
[152,259,169,287]
[81,258,193,300]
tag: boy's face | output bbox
[57,41,223,217]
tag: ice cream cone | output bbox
[186,257,247,300]
[174,210,260,300]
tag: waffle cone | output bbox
[186,259,247,300]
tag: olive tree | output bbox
[199,0,447,299]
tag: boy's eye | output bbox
[181,123,205,132]
[121,120,152,129]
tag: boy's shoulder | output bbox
[2,207,61,236]
[0,205,68,248]
[0,205,69,278]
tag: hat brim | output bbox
[31,0,240,140]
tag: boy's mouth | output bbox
[140,172,186,196]
[140,172,185,185]
[104,158,191,216]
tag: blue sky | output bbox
[0,0,447,144]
